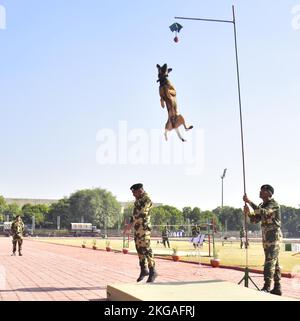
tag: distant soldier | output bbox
[243,184,282,296]
[11,215,25,256]
[162,226,170,248]
[191,225,200,249]
[127,183,157,283]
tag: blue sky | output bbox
[0,0,299,210]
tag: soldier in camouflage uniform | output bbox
[243,184,282,295]
[11,215,25,256]
[191,225,200,249]
[162,226,170,248]
[128,183,157,283]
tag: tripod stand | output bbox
[238,208,260,290]
[238,267,260,289]
[193,243,203,276]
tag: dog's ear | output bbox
[156,64,161,70]
[162,64,168,73]
[168,68,172,73]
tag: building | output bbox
[5,198,162,209]
[5,198,58,207]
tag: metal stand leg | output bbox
[238,267,260,290]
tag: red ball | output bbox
[174,36,179,43]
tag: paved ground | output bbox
[0,238,299,301]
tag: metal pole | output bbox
[221,177,224,209]
[32,215,35,235]
[221,168,227,235]
[175,16,233,24]
[57,216,60,230]
[211,219,216,258]
[232,5,248,269]
[232,6,246,195]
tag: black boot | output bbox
[136,266,149,282]
[270,283,282,296]
[261,281,271,293]
[146,267,158,283]
[19,251,22,256]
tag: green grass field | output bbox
[32,237,300,273]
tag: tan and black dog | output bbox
[157,63,193,142]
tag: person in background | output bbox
[11,215,25,256]
[162,226,170,248]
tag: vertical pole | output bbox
[232,4,249,278]
[221,180,223,239]
[123,226,125,248]
[221,177,224,209]
[212,219,216,258]
[208,234,211,257]
[32,215,35,235]
[232,5,246,195]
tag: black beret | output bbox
[130,183,143,191]
[261,184,274,195]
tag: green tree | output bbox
[281,205,300,237]
[47,198,71,229]
[189,207,202,224]
[199,210,220,230]
[3,203,21,219]
[22,204,48,227]
[151,205,183,227]
[214,206,261,232]
[69,188,121,229]
[213,206,243,231]
[0,195,7,221]
[182,207,192,221]
[122,203,134,225]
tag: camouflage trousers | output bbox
[134,231,155,268]
[263,244,281,283]
[12,236,23,253]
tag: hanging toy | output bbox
[169,22,183,43]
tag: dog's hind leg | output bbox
[185,125,193,131]
[177,115,193,131]
[175,128,186,142]
[164,129,168,141]
[183,120,193,131]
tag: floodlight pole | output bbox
[175,5,259,290]
[221,168,227,236]
[221,168,227,209]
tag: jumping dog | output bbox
[157,63,193,142]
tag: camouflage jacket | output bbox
[131,193,153,233]
[248,199,280,228]
[162,228,170,237]
[11,220,25,237]
[248,198,282,246]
